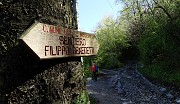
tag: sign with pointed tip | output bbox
[20,22,99,60]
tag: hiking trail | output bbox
[86,66,180,104]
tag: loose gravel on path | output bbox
[86,68,180,104]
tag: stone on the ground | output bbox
[110,75,118,86]
[87,68,179,104]
[116,81,124,94]
[160,87,167,93]
[176,98,180,103]
[166,93,174,99]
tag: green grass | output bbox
[73,90,90,104]
[138,63,180,87]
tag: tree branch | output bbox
[155,5,173,21]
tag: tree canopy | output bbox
[83,0,180,85]
[117,0,180,85]
[95,16,130,68]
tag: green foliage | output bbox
[72,90,90,104]
[94,16,130,69]
[139,62,180,86]
[83,0,180,87]
[82,16,130,70]
[118,0,180,85]
[82,57,93,78]
[137,0,180,65]
[138,32,164,64]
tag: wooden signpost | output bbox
[20,22,99,60]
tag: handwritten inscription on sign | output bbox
[20,22,99,60]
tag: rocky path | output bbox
[86,67,180,104]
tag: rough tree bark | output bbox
[0,0,87,104]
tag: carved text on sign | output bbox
[44,46,94,56]
[20,22,99,59]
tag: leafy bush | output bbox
[93,16,130,69]
[118,0,180,86]
[72,90,90,104]
[139,62,180,86]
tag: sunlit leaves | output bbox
[118,0,180,69]
[94,16,129,68]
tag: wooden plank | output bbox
[20,22,99,60]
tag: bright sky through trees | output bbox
[78,0,122,33]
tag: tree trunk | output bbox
[0,0,87,103]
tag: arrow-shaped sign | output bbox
[20,22,99,60]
